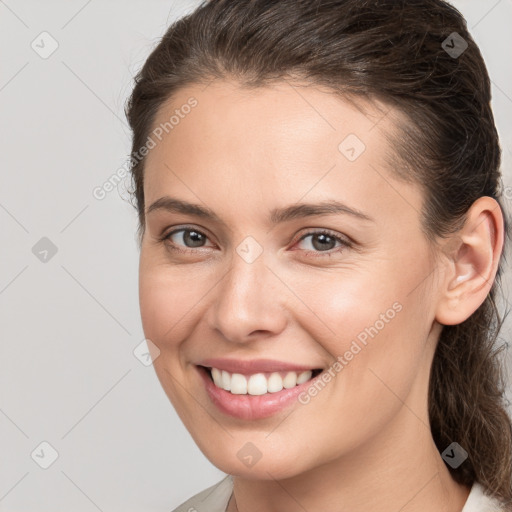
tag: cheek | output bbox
[284,274,430,461]
[138,257,206,348]
[288,261,430,399]
[288,264,403,346]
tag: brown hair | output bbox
[125,0,512,506]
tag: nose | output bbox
[205,249,288,343]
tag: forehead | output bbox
[143,79,423,229]
[147,79,393,165]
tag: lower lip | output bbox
[196,365,322,420]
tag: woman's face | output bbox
[139,79,443,479]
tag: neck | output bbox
[227,402,470,512]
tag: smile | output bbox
[196,365,326,420]
[205,366,323,395]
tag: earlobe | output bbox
[435,197,504,326]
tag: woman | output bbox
[125,0,512,510]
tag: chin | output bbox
[199,443,310,481]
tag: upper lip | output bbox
[197,358,321,374]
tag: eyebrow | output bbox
[146,196,374,224]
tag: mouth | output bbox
[196,364,327,420]
[197,365,324,395]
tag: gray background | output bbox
[1,1,511,510]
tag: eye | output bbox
[159,226,351,257]
[161,227,215,254]
[293,229,351,257]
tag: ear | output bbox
[435,196,504,326]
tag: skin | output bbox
[138,79,504,512]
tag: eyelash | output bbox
[158,226,352,258]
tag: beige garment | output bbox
[171,475,506,512]
[171,475,233,512]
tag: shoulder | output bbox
[170,474,234,512]
[170,477,509,512]
[461,481,509,512]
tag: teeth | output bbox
[209,367,315,395]
[267,372,283,393]
[247,373,266,395]
[231,373,247,394]
[296,370,312,385]
[283,372,297,388]
[221,370,231,391]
